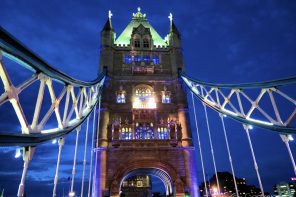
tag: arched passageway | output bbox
[119,168,174,197]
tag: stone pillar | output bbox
[93,149,107,197]
[98,107,109,147]
[183,149,199,197]
[178,108,192,147]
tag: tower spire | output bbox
[168,12,180,35]
[102,10,113,31]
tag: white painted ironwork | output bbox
[52,138,65,197]
[281,134,296,176]
[243,125,264,196]
[88,104,98,197]
[81,116,90,197]
[203,104,221,194]
[220,114,239,197]
[181,73,296,133]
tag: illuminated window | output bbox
[133,85,156,109]
[135,123,154,139]
[134,40,140,48]
[143,39,149,48]
[162,92,171,103]
[134,55,142,62]
[143,55,150,63]
[120,127,133,140]
[116,88,126,103]
[124,55,132,64]
[157,127,169,139]
[152,55,160,64]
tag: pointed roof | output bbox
[171,21,180,36]
[102,18,113,31]
[102,10,113,32]
[115,8,167,47]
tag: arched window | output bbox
[143,39,149,48]
[133,85,156,109]
[124,55,132,64]
[135,123,154,139]
[134,55,142,62]
[152,55,160,64]
[134,39,140,48]
[157,127,169,139]
[143,55,150,63]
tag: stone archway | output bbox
[109,160,185,197]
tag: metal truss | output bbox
[0,27,106,146]
[180,71,296,134]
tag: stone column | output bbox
[98,107,109,147]
[178,108,192,147]
[183,149,199,197]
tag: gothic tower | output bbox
[94,8,198,197]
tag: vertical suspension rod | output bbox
[81,116,90,197]
[17,147,34,197]
[220,114,239,197]
[243,125,264,196]
[281,134,296,176]
[191,92,209,197]
[70,128,80,193]
[92,96,102,196]
[87,103,98,197]
[52,138,65,197]
[203,104,221,194]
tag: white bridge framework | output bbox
[0,26,296,197]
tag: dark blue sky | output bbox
[0,0,296,196]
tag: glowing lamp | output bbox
[212,187,218,194]
[68,191,75,197]
[52,139,57,144]
[289,135,294,141]
[15,148,21,158]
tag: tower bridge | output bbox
[0,8,296,197]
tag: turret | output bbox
[168,13,181,48]
[101,10,115,47]
[100,10,115,73]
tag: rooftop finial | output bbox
[168,13,173,22]
[108,10,113,19]
[132,7,146,19]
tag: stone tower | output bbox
[93,8,198,197]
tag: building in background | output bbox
[273,182,296,197]
[199,171,268,197]
[92,8,198,197]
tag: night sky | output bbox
[0,0,296,196]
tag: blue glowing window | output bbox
[157,127,169,140]
[162,96,171,103]
[124,55,132,64]
[116,93,125,103]
[135,124,154,139]
[121,127,133,140]
[152,56,160,64]
[134,55,142,62]
[143,55,150,63]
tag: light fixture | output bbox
[248,125,253,130]
[68,191,75,197]
[52,139,57,144]
[288,135,294,141]
[223,114,227,117]
[15,148,22,158]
